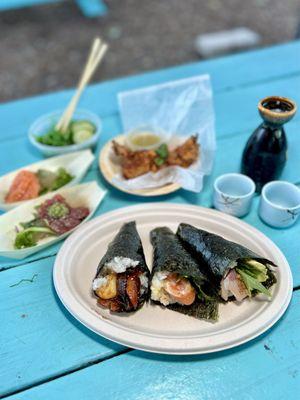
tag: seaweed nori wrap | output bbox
[150,227,218,320]
[93,221,149,312]
[177,223,277,301]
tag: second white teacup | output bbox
[259,181,300,228]
[213,173,256,217]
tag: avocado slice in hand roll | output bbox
[93,221,149,313]
[177,223,277,302]
[150,227,218,320]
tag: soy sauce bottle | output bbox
[241,96,297,192]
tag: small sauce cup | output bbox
[213,173,256,217]
[259,181,300,228]
[125,126,169,151]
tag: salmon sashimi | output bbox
[5,170,41,203]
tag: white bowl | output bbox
[29,109,102,157]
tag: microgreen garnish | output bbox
[154,144,169,166]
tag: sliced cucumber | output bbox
[72,120,95,134]
[73,129,94,144]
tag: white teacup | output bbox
[213,173,256,217]
[259,181,300,228]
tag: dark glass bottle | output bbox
[241,96,296,192]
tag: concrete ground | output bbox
[0,0,299,102]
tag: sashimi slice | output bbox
[5,171,40,203]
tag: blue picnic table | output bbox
[1,41,300,399]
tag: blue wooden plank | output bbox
[7,290,300,400]
[0,0,59,11]
[0,41,299,143]
[0,256,123,397]
[75,0,107,17]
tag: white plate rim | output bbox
[53,203,293,355]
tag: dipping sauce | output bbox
[126,129,164,151]
[262,99,294,113]
[131,132,161,147]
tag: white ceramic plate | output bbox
[53,203,293,355]
[0,149,95,211]
[0,182,106,259]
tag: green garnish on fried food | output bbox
[154,143,169,167]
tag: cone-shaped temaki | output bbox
[93,221,149,312]
[150,227,218,320]
[177,223,277,302]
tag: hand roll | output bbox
[93,221,149,312]
[150,227,218,320]
[177,223,277,302]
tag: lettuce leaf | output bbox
[236,268,271,297]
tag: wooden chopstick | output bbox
[56,37,108,133]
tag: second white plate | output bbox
[53,203,293,355]
[99,135,180,196]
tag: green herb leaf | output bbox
[52,168,73,191]
[154,157,165,167]
[36,127,73,147]
[155,143,168,159]
[37,167,73,194]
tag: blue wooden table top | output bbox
[0,41,300,400]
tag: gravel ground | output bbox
[0,0,299,102]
